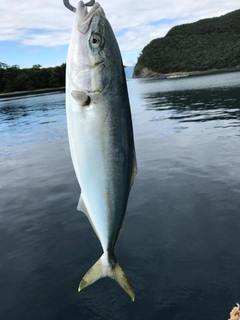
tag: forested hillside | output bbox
[0,63,66,93]
[133,9,240,77]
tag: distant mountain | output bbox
[133,9,240,78]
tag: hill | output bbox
[133,9,240,78]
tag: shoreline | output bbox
[1,67,240,98]
[182,67,240,78]
[0,87,65,99]
[133,67,240,80]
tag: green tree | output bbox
[0,63,66,93]
[2,65,21,92]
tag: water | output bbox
[1,72,240,320]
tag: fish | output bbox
[64,0,137,301]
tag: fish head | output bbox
[67,1,123,94]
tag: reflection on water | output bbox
[144,87,240,125]
[0,92,65,129]
[1,72,240,320]
[0,92,66,157]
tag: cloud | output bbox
[117,24,175,52]
[22,31,71,47]
[0,0,239,65]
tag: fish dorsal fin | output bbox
[130,149,138,189]
[71,90,91,107]
[77,194,89,216]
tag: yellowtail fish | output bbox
[64,0,137,301]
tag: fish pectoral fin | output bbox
[78,252,135,301]
[77,195,88,216]
[71,90,91,107]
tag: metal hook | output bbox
[85,0,95,6]
[63,0,95,12]
[63,0,76,12]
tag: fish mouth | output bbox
[77,1,103,34]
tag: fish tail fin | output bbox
[78,252,135,301]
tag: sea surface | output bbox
[1,72,240,320]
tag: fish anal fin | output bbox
[77,194,88,216]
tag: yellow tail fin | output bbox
[78,252,135,301]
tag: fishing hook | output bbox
[85,0,95,6]
[63,0,95,12]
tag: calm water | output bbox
[1,72,240,320]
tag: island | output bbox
[133,9,240,78]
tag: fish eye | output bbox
[89,34,102,50]
[92,37,99,44]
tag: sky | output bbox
[0,0,239,70]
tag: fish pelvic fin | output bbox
[78,252,135,301]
